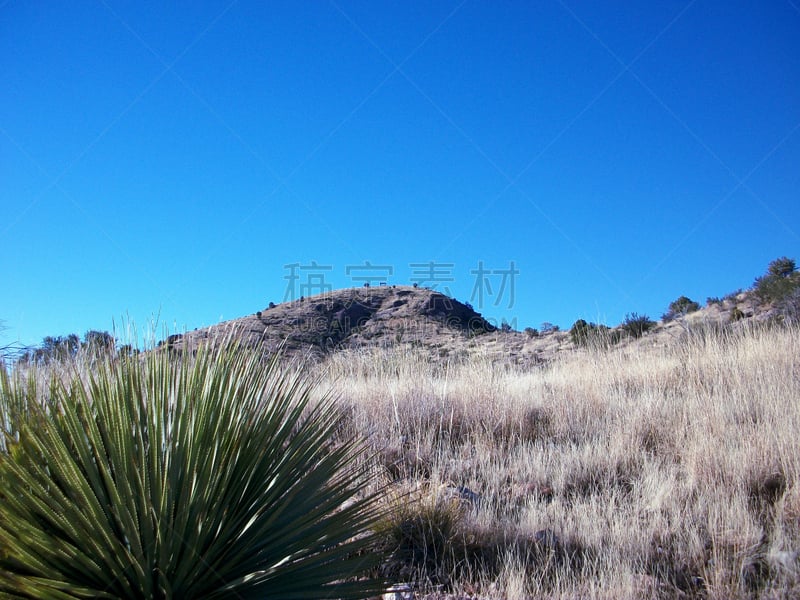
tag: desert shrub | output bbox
[19,334,83,364]
[767,256,796,278]
[662,295,700,321]
[569,320,619,348]
[540,322,558,333]
[82,330,115,355]
[729,306,745,322]
[0,346,386,599]
[524,327,539,338]
[620,312,656,338]
[706,296,722,306]
[569,319,590,345]
[754,256,799,304]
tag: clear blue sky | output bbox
[3,1,799,348]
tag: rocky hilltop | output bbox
[163,276,796,365]
[169,286,528,361]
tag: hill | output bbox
[165,279,795,364]
[171,285,515,361]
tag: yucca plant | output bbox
[0,343,387,599]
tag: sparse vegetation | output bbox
[321,321,800,598]
[540,322,558,333]
[569,319,619,348]
[662,295,701,321]
[4,265,800,598]
[17,330,117,364]
[620,312,656,339]
[754,256,800,304]
[767,256,796,278]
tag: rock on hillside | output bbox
[171,286,504,360]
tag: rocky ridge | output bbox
[166,285,789,365]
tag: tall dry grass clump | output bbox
[321,322,800,598]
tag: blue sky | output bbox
[2,1,799,348]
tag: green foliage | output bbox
[0,345,386,599]
[82,330,116,357]
[569,319,590,345]
[620,313,656,339]
[569,320,619,348]
[662,296,700,322]
[17,330,117,365]
[754,256,799,304]
[767,256,796,278]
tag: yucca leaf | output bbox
[0,343,387,599]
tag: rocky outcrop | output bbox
[175,286,499,359]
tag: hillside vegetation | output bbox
[2,258,799,598]
[319,321,800,599]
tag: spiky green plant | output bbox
[0,344,386,599]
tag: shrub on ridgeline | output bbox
[768,256,796,278]
[662,296,701,322]
[0,344,387,598]
[82,330,115,357]
[570,319,619,348]
[18,334,82,364]
[621,313,656,339]
[754,256,799,304]
[570,319,591,346]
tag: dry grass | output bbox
[318,322,800,599]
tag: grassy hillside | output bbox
[3,259,799,598]
[318,321,800,599]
